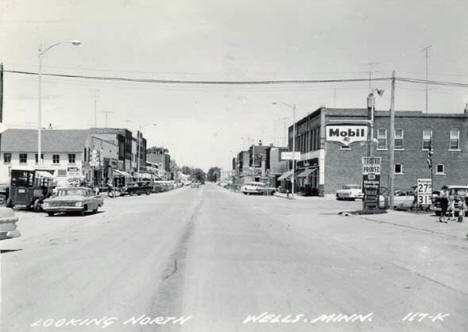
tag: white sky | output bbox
[1,0,467,170]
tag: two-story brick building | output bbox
[286,107,468,196]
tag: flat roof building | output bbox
[287,107,468,196]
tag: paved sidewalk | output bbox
[355,209,468,240]
[274,192,335,200]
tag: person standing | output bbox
[439,186,449,223]
[107,178,114,198]
[448,190,456,221]
[458,193,467,223]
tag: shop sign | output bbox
[67,166,80,176]
[326,125,368,146]
[281,151,301,160]
[417,178,432,205]
[362,157,381,175]
[362,157,381,210]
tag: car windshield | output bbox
[57,188,87,197]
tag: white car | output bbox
[241,182,276,195]
[336,184,364,201]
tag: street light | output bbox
[272,101,296,197]
[38,40,81,165]
[366,88,384,156]
[137,123,157,175]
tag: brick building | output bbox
[287,107,468,196]
[146,147,171,179]
[90,128,133,172]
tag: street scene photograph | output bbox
[1,1,468,331]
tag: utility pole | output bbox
[94,89,99,127]
[423,45,431,113]
[102,111,113,128]
[0,63,3,156]
[333,88,337,107]
[0,63,3,124]
[291,104,296,197]
[389,70,396,209]
[279,117,288,146]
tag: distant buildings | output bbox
[146,147,172,180]
[233,141,288,187]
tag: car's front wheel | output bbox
[80,206,87,216]
[47,212,54,217]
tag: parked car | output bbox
[393,190,416,210]
[240,182,276,195]
[336,184,364,201]
[0,207,20,240]
[42,187,104,216]
[431,185,468,216]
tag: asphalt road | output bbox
[1,184,467,332]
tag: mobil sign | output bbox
[326,125,368,146]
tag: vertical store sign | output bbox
[417,178,432,206]
[362,157,381,210]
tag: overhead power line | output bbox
[4,69,468,88]
[4,69,390,85]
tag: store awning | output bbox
[138,173,153,179]
[36,171,55,178]
[278,170,294,181]
[113,170,131,177]
[297,168,317,178]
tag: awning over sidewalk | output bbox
[113,170,131,177]
[278,170,294,181]
[297,168,317,178]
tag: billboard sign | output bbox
[417,178,432,206]
[281,151,301,160]
[326,125,368,146]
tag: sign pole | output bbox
[291,104,296,197]
[389,71,396,209]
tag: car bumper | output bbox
[43,207,85,212]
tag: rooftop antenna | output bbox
[363,61,380,92]
[94,89,100,127]
[102,110,113,128]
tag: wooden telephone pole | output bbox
[388,70,396,209]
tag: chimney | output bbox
[465,103,468,116]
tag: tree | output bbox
[191,168,206,184]
[181,166,192,175]
[207,167,221,182]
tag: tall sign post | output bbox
[362,157,382,211]
[416,178,432,207]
